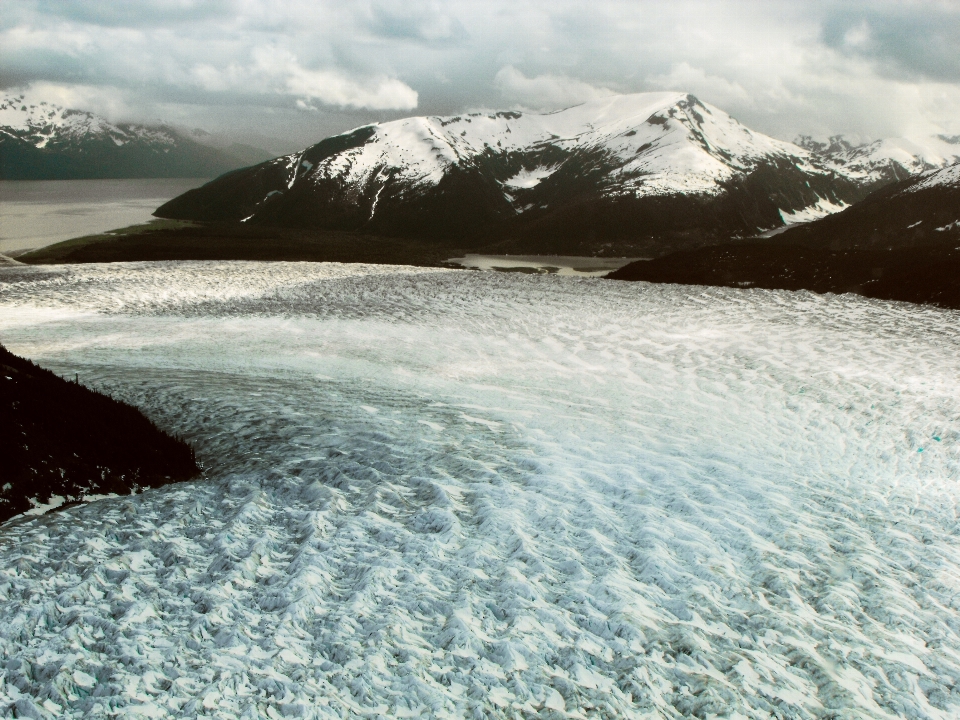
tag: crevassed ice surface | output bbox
[1,262,959,719]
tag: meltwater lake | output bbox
[1,261,958,718]
[0,178,206,255]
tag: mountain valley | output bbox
[13,92,960,309]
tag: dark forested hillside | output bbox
[607,163,960,308]
[0,344,201,523]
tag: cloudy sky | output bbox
[2,0,959,153]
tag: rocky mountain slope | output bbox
[0,93,272,180]
[768,161,960,250]
[156,93,876,256]
[608,162,960,308]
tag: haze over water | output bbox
[0,178,206,254]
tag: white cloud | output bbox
[494,66,616,110]
[648,63,752,109]
[842,21,872,49]
[262,49,418,111]
[184,47,417,111]
[12,82,141,123]
[286,67,418,111]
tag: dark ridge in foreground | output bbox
[607,242,960,309]
[0,344,201,523]
[770,168,960,252]
[17,221,468,267]
[609,164,960,309]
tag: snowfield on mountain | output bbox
[907,161,960,192]
[0,95,176,150]
[1,262,958,719]
[280,92,817,197]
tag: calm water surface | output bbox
[0,178,207,254]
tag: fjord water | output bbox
[0,262,958,718]
[0,178,206,254]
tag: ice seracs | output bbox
[1,262,958,718]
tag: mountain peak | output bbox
[156,91,874,254]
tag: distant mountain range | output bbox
[9,89,960,308]
[0,93,275,180]
[155,92,959,256]
[796,133,960,185]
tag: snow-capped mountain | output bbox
[0,93,271,180]
[157,93,873,256]
[798,133,960,185]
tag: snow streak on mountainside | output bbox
[798,134,960,185]
[157,93,869,253]
[1,262,959,719]
[0,93,267,180]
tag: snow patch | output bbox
[779,196,848,225]
[502,166,558,189]
[23,494,66,516]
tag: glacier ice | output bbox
[0,261,959,718]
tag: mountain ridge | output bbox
[155,92,879,255]
[796,133,960,185]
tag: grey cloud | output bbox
[30,0,236,27]
[822,4,960,82]
[0,49,88,89]
[2,0,959,149]
[364,1,469,44]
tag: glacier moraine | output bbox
[0,261,958,719]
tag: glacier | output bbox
[0,261,959,719]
